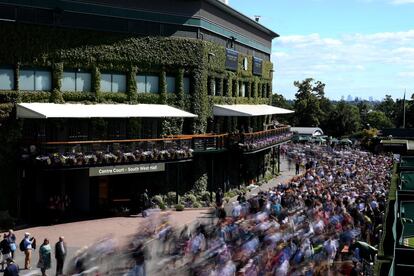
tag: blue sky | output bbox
[229,0,414,100]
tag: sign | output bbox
[89,163,165,177]
[253,57,263,76]
[225,49,238,71]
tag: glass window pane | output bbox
[240,83,246,97]
[112,74,126,93]
[166,76,175,93]
[183,77,190,94]
[147,76,159,93]
[35,71,51,91]
[136,75,146,93]
[76,72,91,92]
[62,72,76,91]
[19,70,35,91]
[100,73,112,92]
[0,69,14,90]
[212,80,216,96]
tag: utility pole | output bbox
[403,89,406,129]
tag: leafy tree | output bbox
[327,101,361,137]
[376,95,396,126]
[293,78,326,126]
[272,93,293,124]
[365,111,393,129]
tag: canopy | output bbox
[16,103,197,119]
[213,104,294,117]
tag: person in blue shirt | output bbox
[3,258,19,276]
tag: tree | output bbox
[293,78,326,126]
[376,95,396,127]
[272,93,293,124]
[327,101,361,137]
[365,111,393,129]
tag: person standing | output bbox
[3,257,19,276]
[215,188,224,208]
[55,237,67,276]
[37,239,51,276]
[295,161,300,175]
[22,233,34,270]
[0,234,12,271]
[6,231,16,259]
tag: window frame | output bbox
[19,68,52,91]
[100,72,127,93]
[0,67,15,90]
[62,70,92,92]
[136,74,160,94]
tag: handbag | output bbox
[10,242,16,252]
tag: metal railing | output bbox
[237,126,293,152]
[29,137,194,167]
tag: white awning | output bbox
[213,104,294,117]
[16,103,197,119]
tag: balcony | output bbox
[236,126,293,152]
[24,137,194,168]
[173,134,228,153]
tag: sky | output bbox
[229,0,414,100]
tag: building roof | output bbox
[213,104,294,117]
[290,127,324,136]
[16,103,197,119]
[207,0,279,38]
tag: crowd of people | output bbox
[0,231,67,276]
[1,143,392,276]
[147,144,392,275]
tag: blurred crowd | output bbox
[58,144,392,276]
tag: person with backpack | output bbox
[0,234,12,271]
[20,233,35,270]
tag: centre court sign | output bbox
[89,163,165,177]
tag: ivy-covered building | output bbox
[0,0,292,222]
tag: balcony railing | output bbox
[172,134,228,152]
[237,126,293,152]
[25,137,194,167]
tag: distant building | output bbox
[290,127,324,137]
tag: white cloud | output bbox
[398,71,414,77]
[390,0,414,4]
[272,30,414,99]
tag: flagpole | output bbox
[403,89,406,129]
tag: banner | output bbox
[89,163,165,177]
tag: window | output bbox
[19,69,51,91]
[62,71,91,92]
[100,73,126,92]
[0,68,14,90]
[166,76,175,93]
[240,82,246,97]
[136,75,159,93]
[183,77,190,94]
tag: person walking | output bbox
[21,233,34,270]
[55,237,67,276]
[0,234,12,271]
[37,239,51,276]
[295,160,300,175]
[3,258,19,276]
[6,231,16,259]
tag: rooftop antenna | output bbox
[254,15,261,23]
